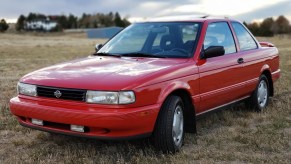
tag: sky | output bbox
[1,0,291,23]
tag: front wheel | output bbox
[247,75,270,111]
[152,95,185,153]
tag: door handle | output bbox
[237,58,244,64]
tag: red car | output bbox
[10,16,280,153]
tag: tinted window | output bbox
[204,22,236,54]
[232,22,258,51]
[98,22,201,58]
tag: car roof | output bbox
[140,15,238,23]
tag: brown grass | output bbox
[0,33,290,163]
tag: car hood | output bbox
[21,56,190,90]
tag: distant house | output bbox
[25,18,57,31]
[86,27,123,39]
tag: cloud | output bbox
[0,0,200,18]
[233,0,291,22]
[178,0,286,15]
[0,0,289,23]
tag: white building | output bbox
[25,18,57,31]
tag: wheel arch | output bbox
[170,89,197,133]
[260,65,274,97]
[261,70,274,97]
[156,84,197,133]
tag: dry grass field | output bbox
[0,33,290,163]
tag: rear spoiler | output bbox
[259,42,275,47]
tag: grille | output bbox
[37,86,87,101]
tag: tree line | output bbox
[1,14,291,35]
[244,15,290,37]
[15,12,130,31]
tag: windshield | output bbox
[98,22,201,58]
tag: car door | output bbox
[230,22,262,95]
[197,21,247,114]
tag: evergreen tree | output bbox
[68,14,78,28]
[114,12,125,27]
[16,15,26,31]
[0,19,9,32]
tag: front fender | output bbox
[158,81,192,104]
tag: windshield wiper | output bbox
[121,53,166,58]
[94,52,121,57]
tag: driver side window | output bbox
[204,22,236,55]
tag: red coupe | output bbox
[10,16,280,153]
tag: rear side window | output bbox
[204,22,236,54]
[231,22,258,51]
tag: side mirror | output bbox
[95,44,103,52]
[201,46,225,59]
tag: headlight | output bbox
[86,91,135,104]
[17,82,37,96]
[86,91,118,104]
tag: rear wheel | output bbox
[247,75,270,111]
[152,95,185,153]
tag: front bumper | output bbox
[10,96,160,140]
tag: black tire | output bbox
[247,75,270,112]
[152,95,185,153]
